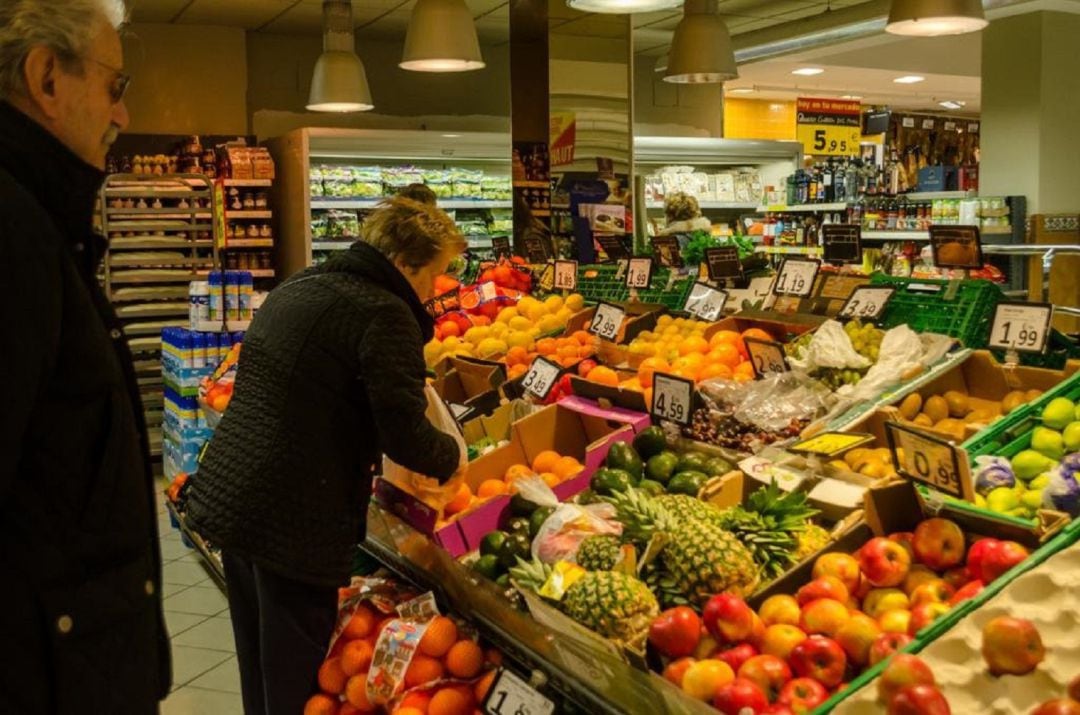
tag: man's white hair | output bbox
[0,0,127,98]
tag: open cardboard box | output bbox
[431,355,506,418]
[461,401,517,449]
[569,368,650,412]
[564,302,667,345]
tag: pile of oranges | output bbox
[629,317,776,385]
[442,450,584,518]
[503,330,598,379]
[304,608,502,715]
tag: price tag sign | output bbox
[704,246,743,281]
[988,301,1054,354]
[483,668,555,715]
[650,236,683,268]
[796,97,861,157]
[447,402,475,422]
[491,236,512,259]
[683,282,728,321]
[651,372,694,426]
[822,224,862,264]
[885,422,972,500]
[477,281,499,302]
[773,258,820,297]
[596,234,630,261]
[790,432,875,458]
[838,286,896,321]
[523,235,549,263]
[745,337,789,378]
[588,301,626,341]
[520,357,562,399]
[625,257,653,289]
[929,226,983,269]
[553,259,578,291]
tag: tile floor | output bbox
[156,494,244,714]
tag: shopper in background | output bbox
[660,191,712,250]
[399,181,437,205]
[186,197,466,715]
[0,1,171,713]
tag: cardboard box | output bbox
[431,356,505,416]
[569,369,649,412]
[372,479,470,555]
[564,302,667,345]
[461,401,518,448]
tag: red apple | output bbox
[878,654,935,703]
[716,643,759,674]
[868,633,913,666]
[878,609,913,635]
[902,565,939,596]
[649,606,702,659]
[908,602,950,636]
[760,624,807,661]
[763,706,796,715]
[738,655,792,702]
[713,677,769,714]
[662,656,696,687]
[889,531,916,559]
[910,580,955,607]
[982,616,1045,676]
[942,566,972,591]
[799,598,850,638]
[704,593,756,644]
[812,552,862,593]
[864,588,911,619]
[797,576,850,606]
[789,635,847,688]
[758,594,801,627]
[978,541,1030,583]
[778,678,829,711]
[748,612,767,649]
[860,537,912,587]
[1031,700,1080,715]
[888,684,952,715]
[835,612,883,666]
[1068,673,1080,701]
[965,538,1001,580]
[854,572,873,600]
[948,579,984,606]
[912,518,965,571]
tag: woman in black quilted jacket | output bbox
[186,197,465,715]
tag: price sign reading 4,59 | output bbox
[553,259,578,291]
[520,357,562,399]
[988,301,1054,354]
[588,301,626,341]
[483,668,555,715]
[651,372,694,426]
[773,258,819,298]
[745,337,789,378]
[625,257,653,289]
[838,286,896,322]
[683,282,728,321]
[885,421,972,500]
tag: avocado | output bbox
[632,426,668,460]
[605,441,644,481]
[506,517,532,537]
[591,468,636,496]
[497,532,533,569]
[495,573,511,588]
[472,554,501,580]
[529,506,556,538]
[676,452,711,474]
[574,488,600,505]
[510,493,540,517]
[704,456,736,477]
[638,479,666,497]
[668,470,710,496]
[480,530,508,558]
[645,451,680,484]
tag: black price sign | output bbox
[838,286,896,321]
[447,402,475,423]
[625,257,653,289]
[650,236,683,268]
[520,357,562,399]
[773,258,819,297]
[588,302,626,341]
[929,226,983,269]
[683,282,728,321]
[491,236,512,260]
[988,302,1054,354]
[822,224,862,265]
[596,234,630,261]
[745,337,789,378]
[704,247,743,281]
[523,235,550,263]
[553,260,578,291]
[651,372,694,426]
[885,421,972,500]
[483,668,555,715]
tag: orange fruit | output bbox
[318,657,349,695]
[531,449,562,474]
[535,338,557,355]
[587,365,619,386]
[404,654,445,688]
[344,674,376,710]
[708,342,741,369]
[503,464,534,484]
[445,640,484,679]
[305,693,340,715]
[698,363,733,382]
[485,648,503,666]
[505,346,529,367]
[637,356,670,388]
[741,327,773,342]
[679,335,710,356]
[506,363,528,380]
[428,687,472,715]
[394,709,426,715]
[477,479,509,499]
[419,616,458,658]
[441,321,461,339]
[577,345,595,359]
[541,472,560,488]
[734,361,756,382]
[443,484,473,516]
[670,367,700,383]
[341,640,374,676]
[340,701,365,715]
[643,386,653,410]
[470,315,491,327]
[572,330,594,346]
[343,605,376,640]
[557,344,578,360]
[552,456,583,480]
[399,691,433,712]
[709,329,740,346]
[662,657,695,687]
[474,669,497,702]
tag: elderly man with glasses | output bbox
[0,1,170,713]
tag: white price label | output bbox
[839,287,896,321]
[625,257,653,289]
[477,281,499,302]
[988,302,1053,354]
[447,402,474,421]
[553,260,578,291]
[683,282,728,321]
[773,259,819,297]
[745,338,789,378]
[652,372,694,426]
[520,357,562,399]
[886,422,970,500]
[588,302,626,341]
[483,669,554,715]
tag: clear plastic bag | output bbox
[381,385,468,512]
[699,372,836,433]
[515,478,623,564]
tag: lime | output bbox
[479,530,508,558]
[645,451,679,484]
[472,554,501,580]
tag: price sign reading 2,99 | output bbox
[651,372,694,426]
[885,421,972,500]
[588,301,626,342]
[744,337,789,378]
[773,258,820,298]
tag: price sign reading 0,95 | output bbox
[885,421,971,500]
[651,372,694,426]
[773,258,820,298]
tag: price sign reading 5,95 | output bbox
[588,301,626,341]
[988,301,1054,354]
[483,668,555,715]
[683,282,728,322]
[773,258,819,298]
[520,357,562,399]
[651,372,694,426]
[885,422,971,500]
[839,286,896,322]
[553,259,578,291]
[745,337,789,378]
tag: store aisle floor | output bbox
[156,491,244,714]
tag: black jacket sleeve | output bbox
[357,300,461,483]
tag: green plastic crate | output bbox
[575,264,695,310]
[964,369,1080,458]
[871,275,1003,348]
[991,328,1080,370]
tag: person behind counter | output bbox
[186,197,466,715]
[660,191,712,251]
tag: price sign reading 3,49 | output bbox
[588,302,626,341]
[651,372,694,426]
[839,286,896,322]
[520,357,562,399]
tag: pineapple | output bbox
[576,535,623,571]
[605,488,759,606]
[794,523,831,561]
[510,557,658,649]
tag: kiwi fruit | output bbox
[913,413,934,427]
[923,395,950,423]
[943,390,971,418]
[899,393,923,421]
[1001,390,1026,414]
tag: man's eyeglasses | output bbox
[82,56,131,104]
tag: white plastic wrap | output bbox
[515,478,624,564]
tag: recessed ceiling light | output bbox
[791,67,825,76]
[727,87,755,94]
[893,75,925,84]
[442,133,462,138]
[841,94,862,100]
[938,100,966,109]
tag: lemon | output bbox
[544,295,564,313]
[565,294,584,312]
[496,306,519,323]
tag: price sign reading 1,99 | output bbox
[773,258,820,298]
[588,301,626,341]
[553,260,578,291]
[651,372,694,426]
[482,668,555,715]
[988,302,1054,354]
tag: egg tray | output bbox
[818,518,1080,713]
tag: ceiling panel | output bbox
[176,0,300,28]
[259,2,324,33]
[129,0,192,23]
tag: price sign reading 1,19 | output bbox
[520,357,562,399]
[553,259,578,291]
[988,302,1054,354]
[885,422,969,500]
[625,257,653,289]
[745,337,789,378]
[588,302,626,341]
[483,668,555,715]
[839,286,896,322]
[651,372,694,426]
[773,258,820,297]
[683,282,728,321]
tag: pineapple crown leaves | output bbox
[744,478,819,534]
[509,556,553,594]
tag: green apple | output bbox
[1042,397,1077,430]
[1031,426,1065,460]
[1012,449,1056,481]
[1030,472,1052,490]
[1021,489,1044,511]
[1063,422,1080,452]
[986,486,1022,513]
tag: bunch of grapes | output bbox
[812,367,868,390]
[683,407,803,451]
[784,331,815,359]
[844,319,884,362]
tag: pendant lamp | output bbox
[401,0,485,72]
[886,0,988,36]
[568,0,682,15]
[307,0,373,112]
[664,0,737,84]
